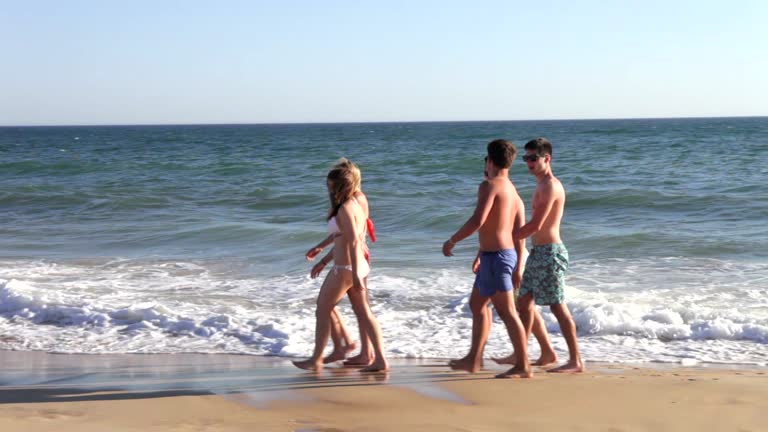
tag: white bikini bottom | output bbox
[332,259,370,278]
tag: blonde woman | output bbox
[306,235,360,363]
[305,159,376,366]
[294,160,387,372]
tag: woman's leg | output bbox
[329,307,344,347]
[357,277,388,372]
[344,277,375,366]
[324,307,358,363]
[293,269,352,371]
[336,307,357,348]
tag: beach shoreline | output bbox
[1,351,765,431]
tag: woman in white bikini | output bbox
[305,160,376,366]
[293,161,388,372]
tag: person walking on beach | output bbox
[304,159,376,367]
[450,175,558,371]
[442,139,532,378]
[293,160,388,372]
[306,234,359,363]
[514,137,584,373]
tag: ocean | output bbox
[1,118,767,365]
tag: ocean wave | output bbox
[567,297,768,344]
[0,277,293,355]
[1,257,766,364]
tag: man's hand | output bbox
[472,255,481,274]
[310,261,326,279]
[442,240,455,257]
[306,247,322,261]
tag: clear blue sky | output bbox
[2,1,767,125]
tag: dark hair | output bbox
[326,161,357,221]
[486,139,517,169]
[524,137,553,156]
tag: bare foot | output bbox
[547,360,584,373]
[343,353,374,367]
[495,365,533,379]
[346,352,364,362]
[533,351,558,367]
[323,342,358,364]
[449,357,481,373]
[360,359,389,372]
[493,352,558,367]
[323,350,346,364]
[448,356,467,366]
[449,355,483,368]
[491,354,515,365]
[292,359,323,371]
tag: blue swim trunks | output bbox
[474,249,518,297]
[518,243,569,305]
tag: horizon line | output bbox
[1,114,766,128]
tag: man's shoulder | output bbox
[484,178,516,196]
[486,176,514,187]
[540,175,563,187]
[534,177,557,198]
[551,176,565,193]
[540,176,565,200]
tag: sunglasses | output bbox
[522,154,544,162]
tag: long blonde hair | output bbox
[333,157,361,191]
[326,158,359,221]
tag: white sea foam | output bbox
[0,257,766,365]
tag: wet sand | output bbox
[0,351,765,431]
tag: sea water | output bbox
[1,118,766,365]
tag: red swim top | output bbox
[366,218,376,243]
[363,218,376,263]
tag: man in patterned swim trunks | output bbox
[515,137,584,373]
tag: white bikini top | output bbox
[327,216,340,235]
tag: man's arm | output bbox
[443,182,494,256]
[512,197,526,288]
[515,182,556,239]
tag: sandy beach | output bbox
[0,351,765,431]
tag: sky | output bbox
[1,1,767,125]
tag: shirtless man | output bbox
[515,137,584,373]
[488,200,559,368]
[442,139,531,378]
[450,179,557,370]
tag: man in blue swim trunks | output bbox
[442,139,532,378]
[515,137,584,373]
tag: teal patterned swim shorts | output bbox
[518,243,569,305]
